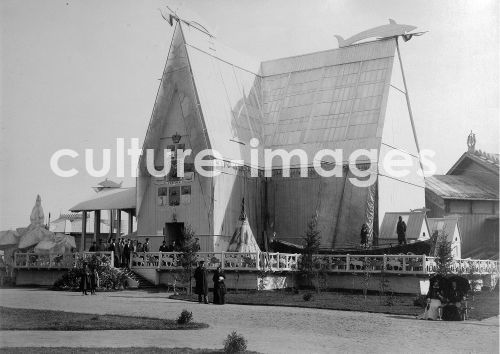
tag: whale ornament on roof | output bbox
[335,19,418,48]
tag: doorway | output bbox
[164,222,184,246]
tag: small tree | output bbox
[224,331,247,353]
[361,258,372,300]
[300,214,322,293]
[435,234,453,276]
[178,225,199,294]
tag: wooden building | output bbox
[426,134,499,259]
[136,20,426,251]
[379,211,430,246]
[427,217,462,259]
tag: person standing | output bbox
[418,280,445,320]
[143,238,150,252]
[80,263,91,295]
[88,242,97,252]
[396,216,407,245]
[123,240,131,268]
[212,266,226,305]
[90,266,99,295]
[159,241,168,252]
[194,261,209,304]
[108,239,119,268]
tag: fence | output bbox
[11,251,499,276]
[129,251,499,276]
[13,251,114,269]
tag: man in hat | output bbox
[194,260,209,304]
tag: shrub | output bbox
[223,331,247,353]
[53,268,82,290]
[303,293,313,301]
[53,255,126,291]
[384,292,396,307]
[177,309,193,325]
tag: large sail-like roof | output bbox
[261,40,396,165]
[178,22,397,167]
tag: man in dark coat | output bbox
[159,241,168,252]
[88,242,97,252]
[80,263,91,295]
[123,240,131,268]
[194,261,209,304]
[396,216,407,245]
[143,238,151,252]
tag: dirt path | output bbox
[0,289,498,353]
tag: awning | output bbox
[70,187,136,211]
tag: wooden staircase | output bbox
[118,268,156,289]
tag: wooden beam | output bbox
[108,209,113,240]
[94,210,101,243]
[81,211,87,252]
[116,210,122,239]
[128,210,133,235]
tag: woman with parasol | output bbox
[418,279,445,320]
[441,275,470,321]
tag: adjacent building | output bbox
[426,135,499,259]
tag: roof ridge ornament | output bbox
[335,19,425,48]
[467,130,476,152]
[159,6,214,37]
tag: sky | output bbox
[1,0,498,229]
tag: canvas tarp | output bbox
[0,230,20,250]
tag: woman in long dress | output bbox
[212,266,226,305]
[80,263,91,295]
[419,280,445,320]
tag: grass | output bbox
[170,287,499,320]
[0,349,261,354]
[0,307,208,331]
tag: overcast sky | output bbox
[1,0,498,229]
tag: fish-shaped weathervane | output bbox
[335,19,423,48]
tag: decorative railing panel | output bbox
[12,251,499,277]
[14,252,114,269]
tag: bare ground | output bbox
[0,288,498,353]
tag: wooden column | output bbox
[94,210,101,243]
[108,209,113,240]
[81,211,87,251]
[127,210,133,235]
[116,210,122,239]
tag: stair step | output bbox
[118,268,155,289]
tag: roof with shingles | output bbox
[426,175,499,200]
[448,151,499,176]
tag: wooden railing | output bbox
[11,250,499,276]
[129,252,499,276]
[13,251,114,269]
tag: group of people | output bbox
[88,238,152,268]
[194,261,226,305]
[80,262,99,295]
[360,216,408,247]
[159,241,179,252]
[418,280,466,321]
